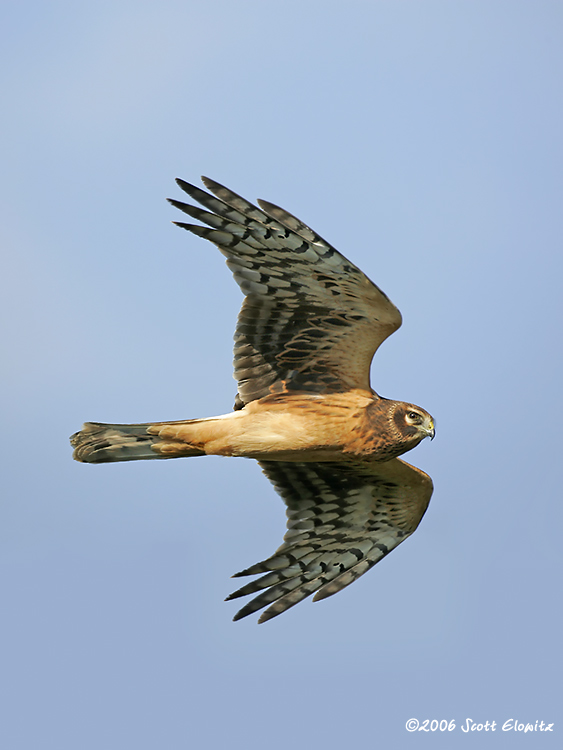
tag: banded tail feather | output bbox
[70,421,206,464]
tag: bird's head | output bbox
[363,398,435,460]
[392,403,435,446]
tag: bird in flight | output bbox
[71,177,435,623]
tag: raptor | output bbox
[71,177,435,623]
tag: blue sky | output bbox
[1,1,562,747]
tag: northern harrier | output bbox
[71,177,435,623]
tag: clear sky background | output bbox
[2,1,562,748]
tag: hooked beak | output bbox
[425,421,435,441]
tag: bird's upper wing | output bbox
[169,177,402,407]
[226,458,433,623]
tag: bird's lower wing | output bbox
[227,458,433,623]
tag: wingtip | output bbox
[230,569,248,579]
[201,176,230,196]
[171,221,203,232]
[256,607,279,624]
[231,608,274,624]
[175,177,205,199]
[168,198,187,210]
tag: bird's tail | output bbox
[70,420,206,464]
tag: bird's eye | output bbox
[406,411,422,422]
